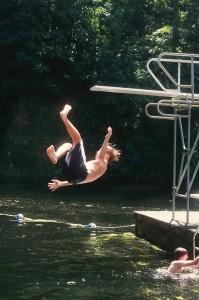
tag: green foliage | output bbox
[1,0,199,185]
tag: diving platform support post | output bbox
[91,52,199,225]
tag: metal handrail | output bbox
[145,98,199,120]
[147,52,199,95]
[145,102,174,120]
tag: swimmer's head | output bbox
[174,247,188,260]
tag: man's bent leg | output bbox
[60,104,81,146]
[56,143,72,159]
[47,143,72,164]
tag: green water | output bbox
[0,183,199,300]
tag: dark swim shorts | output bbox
[59,140,88,184]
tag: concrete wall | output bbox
[134,211,199,257]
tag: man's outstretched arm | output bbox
[48,179,73,192]
[98,127,112,159]
[173,255,199,269]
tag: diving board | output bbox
[190,194,199,200]
[91,85,199,100]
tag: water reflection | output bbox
[0,183,199,299]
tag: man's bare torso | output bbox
[168,262,184,273]
[84,159,108,183]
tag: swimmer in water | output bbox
[168,247,199,273]
[47,104,121,191]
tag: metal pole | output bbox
[172,111,177,220]
[186,55,194,223]
[186,102,191,224]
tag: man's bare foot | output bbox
[47,145,57,164]
[60,104,72,121]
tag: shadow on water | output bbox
[0,182,199,299]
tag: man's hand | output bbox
[48,179,62,192]
[97,127,113,160]
[105,127,112,139]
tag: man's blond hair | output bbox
[106,143,121,165]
